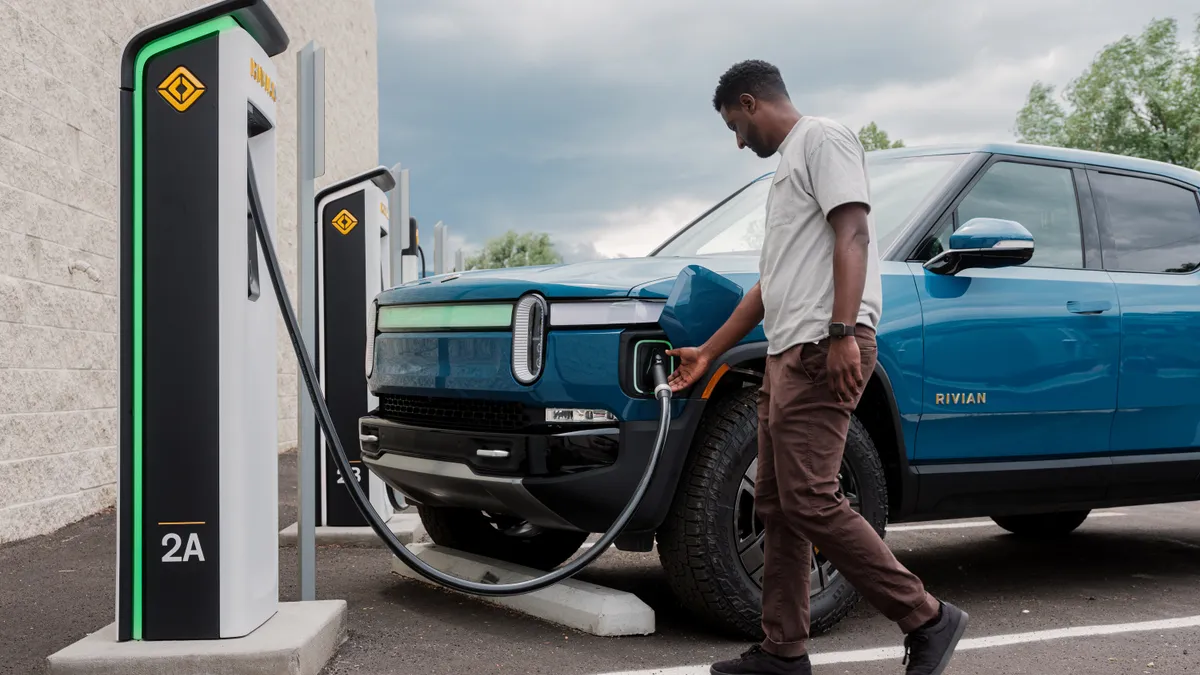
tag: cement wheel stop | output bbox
[391,544,657,637]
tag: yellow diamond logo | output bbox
[331,209,358,235]
[157,66,206,112]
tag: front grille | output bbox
[377,394,531,432]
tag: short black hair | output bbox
[712,59,789,112]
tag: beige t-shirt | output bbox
[759,116,883,356]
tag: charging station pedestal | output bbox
[314,168,395,526]
[47,1,345,671]
[279,167,425,548]
[115,0,285,644]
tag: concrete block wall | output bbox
[0,0,380,544]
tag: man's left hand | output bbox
[827,336,863,403]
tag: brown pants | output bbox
[757,326,939,658]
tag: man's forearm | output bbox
[830,205,870,327]
[700,282,764,360]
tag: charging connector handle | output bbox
[248,152,674,597]
[650,353,671,400]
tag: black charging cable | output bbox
[247,152,674,596]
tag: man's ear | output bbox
[739,93,756,114]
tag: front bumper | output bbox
[358,404,704,534]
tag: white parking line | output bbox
[578,512,1128,549]
[592,614,1200,674]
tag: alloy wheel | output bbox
[733,456,863,596]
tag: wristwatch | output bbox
[828,322,851,339]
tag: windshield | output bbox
[653,153,969,257]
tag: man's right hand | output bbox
[665,346,712,393]
[663,282,765,394]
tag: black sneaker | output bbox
[902,602,969,674]
[710,645,812,675]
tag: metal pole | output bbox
[388,163,403,288]
[400,169,410,277]
[296,40,325,603]
[383,163,406,510]
[455,249,463,273]
[433,221,445,275]
[390,169,418,285]
[313,47,325,180]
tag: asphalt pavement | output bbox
[3,450,1199,674]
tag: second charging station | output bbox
[311,168,398,527]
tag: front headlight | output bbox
[548,299,663,327]
[512,293,548,385]
[365,298,378,379]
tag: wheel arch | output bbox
[856,363,917,519]
[697,342,767,403]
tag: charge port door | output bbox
[657,264,744,349]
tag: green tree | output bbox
[858,121,905,151]
[1015,16,1200,170]
[464,230,563,270]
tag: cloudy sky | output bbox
[375,1,1198,263]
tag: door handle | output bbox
[1067,300,1111,315]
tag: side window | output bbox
[916,217,952,262]
[696,204,766,255]
[955,162,1084,269]
[1091,172,1200,274]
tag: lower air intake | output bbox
[378,394,530,432]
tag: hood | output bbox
[376,254,761,305]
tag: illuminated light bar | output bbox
[549,300,664,327]
[365,299,377,378]
[376,302,513,331]
[545,408,618,423]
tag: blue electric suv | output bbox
[359,142,1200,637]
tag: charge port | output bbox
[633,340,676,396]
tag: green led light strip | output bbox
[130,15,237,641]
[377,303,515,331]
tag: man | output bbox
[665,60,968,675]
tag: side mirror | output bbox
[924,218,1034,275]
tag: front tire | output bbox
[657,387,889,639]
[991,510,1090,538]
[417,506,589,570]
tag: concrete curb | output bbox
[390,543,655,637]
[46,600,347,675]
[279,512,426,548]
